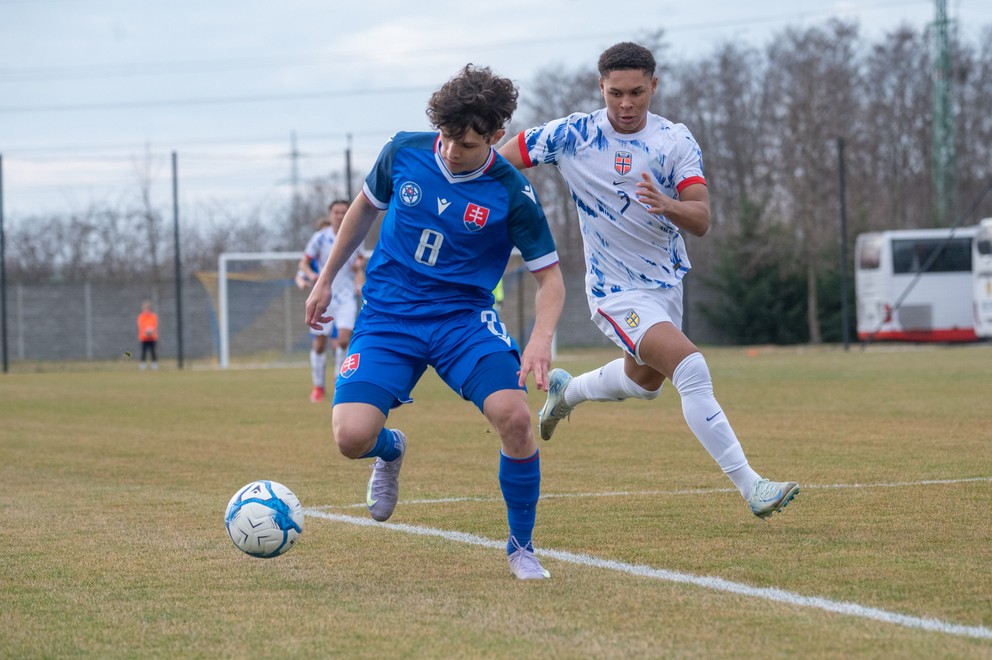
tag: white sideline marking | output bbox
[304,508,992,641]
[305,476,992,639]
[312,476,992,511]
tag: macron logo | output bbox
[437,197,451,214]
[522,185,536,204]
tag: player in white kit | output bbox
[296,200,361,402]
[500,42,799,519]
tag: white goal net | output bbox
[214,251,310,369]
[207,249,559,369]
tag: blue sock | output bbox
[499,450,540,554]
[359,428,402,461]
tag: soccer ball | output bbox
[225,480,304,558]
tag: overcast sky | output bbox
[1,0,989,221]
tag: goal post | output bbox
[212,249,556,369]
[217,251,303,369]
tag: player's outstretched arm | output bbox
[518,264,565,390]
[497,134,528,170]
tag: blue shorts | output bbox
[333,307,523,414]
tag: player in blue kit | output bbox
[305,64,565,579]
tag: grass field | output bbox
[1,344,990,658]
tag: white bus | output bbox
[855,226,980,342]
[973,218,992,338]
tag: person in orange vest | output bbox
[137,300,159,370]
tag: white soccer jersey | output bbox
[515,109,705,302]
[303,226,360,310]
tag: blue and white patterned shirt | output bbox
[513,109,705,300]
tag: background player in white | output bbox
[499,42,799,519]
[296,200,361,402]
[305,65,565,579]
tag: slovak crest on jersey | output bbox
[464,203,490,232]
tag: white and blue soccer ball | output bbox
[225,480,304,558]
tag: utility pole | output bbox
[345,133,353,201]
[0,154,7,372]
[289,130,300,196]
[931,0,956,226]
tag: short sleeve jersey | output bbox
[361,131,559,318]
[303,226,359,301]
[515,109,705,299]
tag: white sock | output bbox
[727,464,762,498]
[334,346,346,379]
[672,352,759,498]
[565,358,662,407]
[310,350,326,388]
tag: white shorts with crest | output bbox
[590,287,684,365]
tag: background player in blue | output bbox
[305,64,565,580]
[500,42,799,519]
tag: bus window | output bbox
[978,239,992,256]
[891,238,972,274]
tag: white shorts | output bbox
[590,287,683,365]
[312,291,359,337]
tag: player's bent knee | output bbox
[331,416,380,459]
[641,384,663,400]
[332,431,376,459]
[490,403,533,449]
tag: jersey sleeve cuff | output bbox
[362,182,389,210]
[676,175,706,194]
[524,251,559,273]
[516,132,534,169]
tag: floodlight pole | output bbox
[837,138,851,351]
[345,133,354,201]
[0,154,7,372]
[172,151,184,369]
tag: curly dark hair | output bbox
[597,42,656,78]
[426,64,518,140]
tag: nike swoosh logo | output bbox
[705,411,723,422]
[613,180,625,186]
[760,489,783,503]
[366,479,377,507]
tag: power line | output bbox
[0,1,929,84]
[0,84,434,114]
[0,129,388,155]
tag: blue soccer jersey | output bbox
[360,132,559,318]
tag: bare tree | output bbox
[763,20,863,343]
[130,147,166,279]
[860,26,933,231]
[955,27,992,220]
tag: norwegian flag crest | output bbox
[614,151,632,175]
[339,353,360,379]
[463,203,490,232]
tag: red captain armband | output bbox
[676,176,707,194]
[515,132,534,168]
